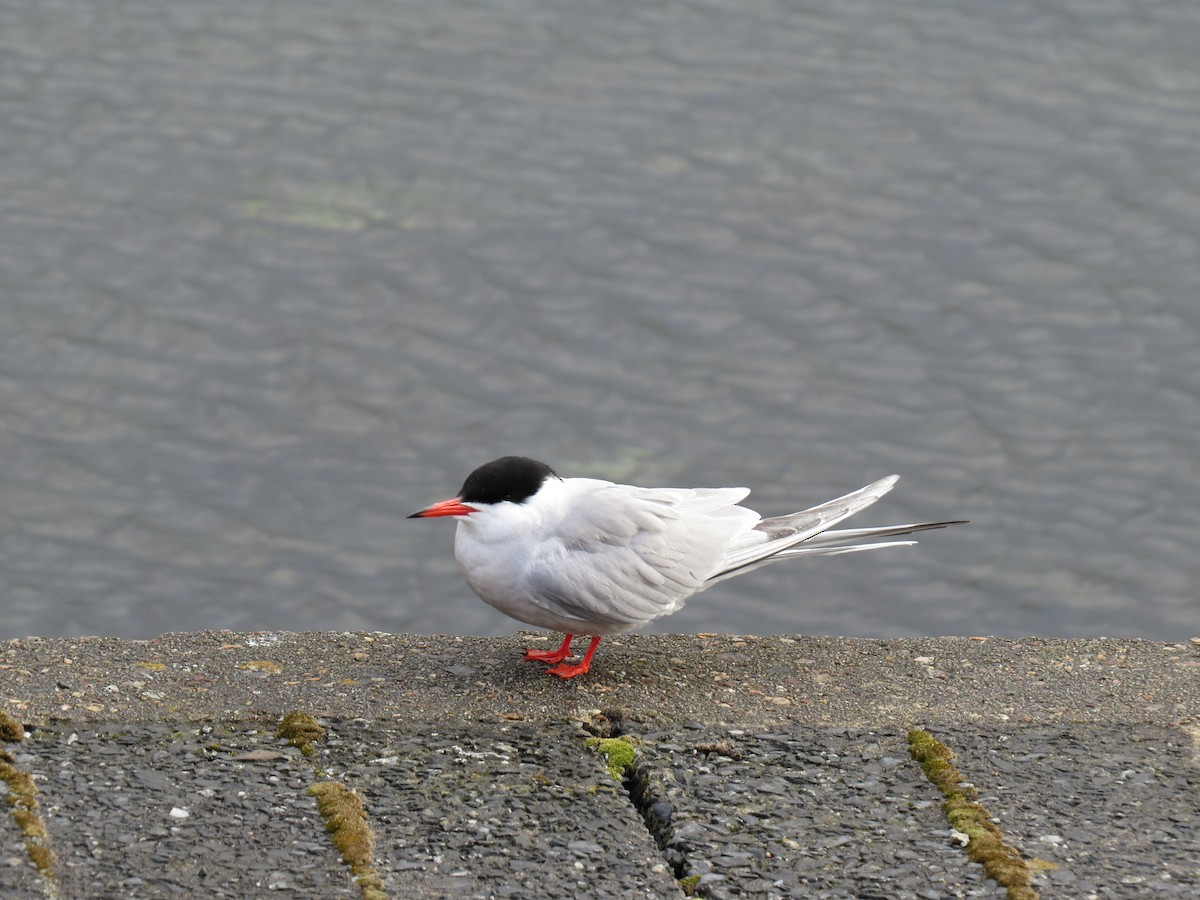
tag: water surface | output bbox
[1,0,1198,641]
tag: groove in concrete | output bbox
[20,722,356,897]
[0,712,58,899]
[909,729,1038,900]
[624,724,1007,899]
[317,719,683,898]
[276,710,387,900]
[930,725,1200,896]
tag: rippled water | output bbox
[1,0,1198,641]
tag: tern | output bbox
[410,456,966,679]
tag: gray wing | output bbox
[525,483,757,630]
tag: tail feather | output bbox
[771,539,921,558]
[801,520,968,547]
[706,472,966,587]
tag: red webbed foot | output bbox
[543,635,602,680]
[545,661,590,679]
[523,633,574,664]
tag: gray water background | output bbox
[1,0,1198,642]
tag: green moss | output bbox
[1027,858,1060,872]
[0,751,58,879]
[908,730,1038,900]
[584,736,637,780]
[277,711,326,756]
[27,842,56,874]
[678,873,702,895]
[308,781,387,899]
[0,712,24,743]
[13,808,45,837]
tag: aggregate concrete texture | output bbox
[0,632,1196,898]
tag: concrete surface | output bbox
[0,632,1197,898]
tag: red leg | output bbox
[546,635,602,679]
[523,633,574,664]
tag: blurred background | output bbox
[1,0,1197,641]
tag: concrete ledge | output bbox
[1,632,1197,727]
[0,633,1197,898]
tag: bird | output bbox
[409,456,966,679]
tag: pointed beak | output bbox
[408,497,477,518]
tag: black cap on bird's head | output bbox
[458,456,557,505]
[409,456,558,518]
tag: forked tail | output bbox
[707,475,966,585]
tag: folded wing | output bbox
[524,482,757,630]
